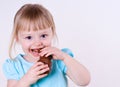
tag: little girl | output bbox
[3,4,90,87]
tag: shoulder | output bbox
[3,54,22,70]
[57,48,74,66]
[3,54,23,65]
[54,48,74,74]
[2,54,23,80]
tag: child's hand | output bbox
[39,47,67,61]
[23,62,49,85]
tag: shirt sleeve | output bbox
[2,59,19,80]
[57,48,74,74]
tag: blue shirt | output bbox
[3,48,74,87]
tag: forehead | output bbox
[19,27,52,35]
[18,17,51,32]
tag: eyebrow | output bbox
[19,33,32,37]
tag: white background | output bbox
[0,0,120,87]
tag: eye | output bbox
[41,34,47,38]
[25,36,32,40]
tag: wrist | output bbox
[62,53,70,62]
[60,52,67,61]
[19,75,31,87]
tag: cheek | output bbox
[43,40,52,46]
[18,36,32,51]
[20,42,30,49]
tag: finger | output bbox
[37,67,49,75]
[32,62,44,69]
[40,47,49,51]
[40,50,54,57]
[40,47,51,55]
[39,50,48,57]
[38,74,48,79]
[35,64,49,71]
[44,52,53,57]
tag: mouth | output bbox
[31,49,40,52]
[30,48,41,57]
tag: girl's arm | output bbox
[40,47,91,86]
[7,79,29,87]
[63,53,91,86]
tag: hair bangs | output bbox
[17,15,52,32]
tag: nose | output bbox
[34,38,43,47]
[34,41,42,46]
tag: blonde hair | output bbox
[9,4,56,58]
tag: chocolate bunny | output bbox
[38,49,52,74]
